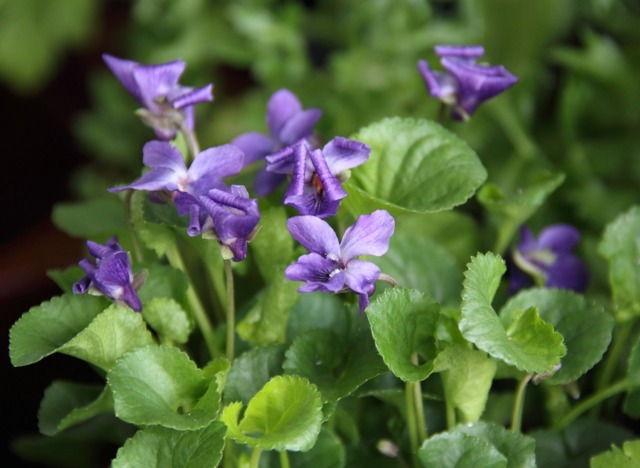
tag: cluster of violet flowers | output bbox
[73,45,588,317]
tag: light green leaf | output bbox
[52,197,128,239]
[59,304,154,371]
[112,422,227,468]
[9,294,107,367]
[137,264,189,305]
[289,428,345,468]
[598,206,640,321]
[345,117,487,215]
[418,431,507,468]
[222,375,323,451]
[460,253,565,373]
[131,191,177,257]
[142,297,193,344]
[591,439,640,468]
[237,270,300,346]
[500,289,613,384]
[437,345,497,423]
[108,345,220,430]
[285,293,348,343]
[249,202,295,279]
[224,345,285,404]
[38,382,113,436]
[47,266,84,293]
[367,288,441,382]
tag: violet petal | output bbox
[232,132,277,166]
[286,216,341,257]
[340,210,395,261]
[279,108,323,145]
[267,89,302,138]
[322,137,371,174]
[537,224,581,252]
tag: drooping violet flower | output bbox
[103,54,213,140]
[266,137,370,218]
[109,140,244,234]
[232,89,322,196]
[198,185,261,262]
[509,224,589,294]
[72,237,145,312]
[417,45,517,121]
[285,210,395,312]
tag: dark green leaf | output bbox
[290,428,345,468]
[52,197,128,239]
[224,344,285,404]
[249,202,295,279]
[131,191,177,257]
[418,431,507,468]
[142,297,193,344]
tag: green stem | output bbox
[250,447,263,468]
[511,373,533,432]
[124,190,144,264]
[223,440,234,468]
[165,245,216,358]
[224,259,236,361]
[595,321,633,400]
[279,451,290,468]
[554,379,631,431]
[405,379,419,467]
[411,355,428,443]
[445,394,456,430]
[180,123,200,163]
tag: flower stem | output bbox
[511,373,533,432]
[279,451,290,468]
[411,354,428,443]
[165,244,216,359]
[224,259,236,361]
[180,123,201,163]
[250,447,263,468]
[124,190,144,264]
[445,395,456,430]
[554,379,631,431]
[378,273,401,288]
[405,379,419,467]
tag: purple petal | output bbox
[417,60,458,102]
[86,241,115,260]
[308,148,348,201]
[108,167,181,193]
[537,224,581,253]
[283,145,309,199]
[102,54,142,101]
[232,132,277,166]
[118,283,143,312]
[434,45,485,59]
[344,259,380,295]
[170,84,213,109]
[142,141,186,171]
[279,108,322,145]
[265,144,299,174]
[340,210,395,261]
[266,89,302,138]
[322,137,370,174]
[287,216,340,257]
[285,253,345,293]
[285,190,342,219]
[517,226,537,253]
[544,254,589,292]
[153,127,179,141]
[187,144,244,195]
[254,168,286,197]
[132,60,186,109]
[72,275,92,295]
[77,258,97,277]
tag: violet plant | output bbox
[8,7,640,467]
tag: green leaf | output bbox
[249,202,295,279]
[591,440,640,468]
[47,266,84,293]
[224,345,285,404]
[9,294,107,367]
[478,170,565,253]
[108,345,220,430]
[283,325,387,402]
[222,375,323,451]
[500,289,613,384]
[367,288,441,382]
[237,269,300,346]
[52,197,128,239]
[286,293,349,343]
[112,422,227,468]
[437,345,497,423]
[142,297,193,344]
[137,264,189,305]
[598,206,640,320]
[59,304,154,371]
[38,382,113,436]
[131,191,177,257]
[345,117,487,215]
[418,431,507,468]
[289,428,345,468]
[627,335,640,387]
[373,231,462,306]
[460,253,566,373]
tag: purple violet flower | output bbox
[285,210,395,312]
[72,237,145,312]
[232,89,322,196]
[266,137,370,218]
[198,185,261,262]
[103,54,213,140]
[417,45,517,121]
[510,224,589,294]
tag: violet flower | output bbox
[266,137,370,218]
[109,140,244,235]
[103,54,213,140]
[417,45,517,120]
[285,210,395,312]
[72,237,145,312]
[232,89,322,196]
[198,185,261,262]
[509,224,589,294]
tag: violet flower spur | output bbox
[509,224,589,294]
[232,89,322,196]
[266,137,371,218]
[72,237,145,312]
[417,45,518,120]
[103,54,213,140]
[285,210,395,312]
[198,185,261,262]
